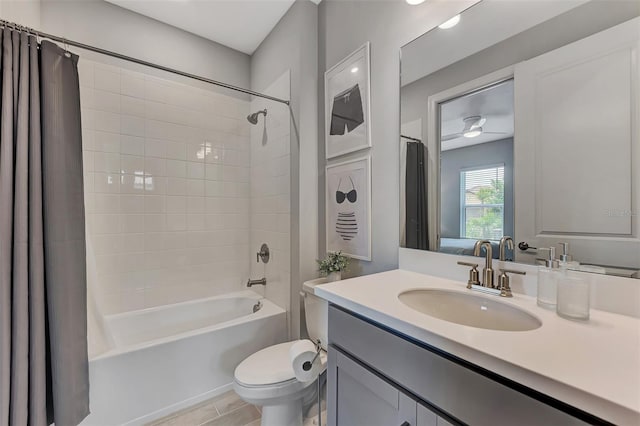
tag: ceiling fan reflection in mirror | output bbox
[441,115,508,141]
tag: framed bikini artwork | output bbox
[324,42,371,159]
[326,155,371,261]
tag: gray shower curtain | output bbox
[0,31,89,426]
[405,141,428,250]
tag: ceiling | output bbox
[104,0,318,54]
[440,79,514,151]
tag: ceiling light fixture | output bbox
[406,0,426,5]
[438,14,460,29]
[351,67,359,73]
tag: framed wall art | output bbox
[326,155,371,261]
[325,42,371,159]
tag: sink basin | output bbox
[398,289,542,332]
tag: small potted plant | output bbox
[317,251,349,282]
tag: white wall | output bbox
[251,0,318,339]
[39,0,250,90]
[318,0,478,277]
[80,59,252,314]
[0,0,40,27]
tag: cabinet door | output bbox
[328,348,416,426]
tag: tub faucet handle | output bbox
[256,243,270,263]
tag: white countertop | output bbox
[314,269,640,425]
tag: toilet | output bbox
[234,278,329,426]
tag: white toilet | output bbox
[234,278,329,426]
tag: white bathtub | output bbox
[82,291,287,426]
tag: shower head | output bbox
[247,109,267,125]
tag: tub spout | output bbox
[247,277,267,287]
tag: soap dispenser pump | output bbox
[537,247,560,309]
[558,242,579,269]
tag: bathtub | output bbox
[81,291,287,426]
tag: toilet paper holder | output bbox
[302,339,322,372]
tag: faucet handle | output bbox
[497,268,526,297]
[457,261,480,288]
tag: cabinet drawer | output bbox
[329,305,592,426]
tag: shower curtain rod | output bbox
[0,19,291,106]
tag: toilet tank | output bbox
[302,278,329,350]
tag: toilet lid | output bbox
[234,341,298,386]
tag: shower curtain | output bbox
[0,30,89,426]
[405,141,429,250]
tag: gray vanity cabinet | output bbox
[328,347,447,426]
[327,305,595,426]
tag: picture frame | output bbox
[326,155,371,261]
[324,42,371,159]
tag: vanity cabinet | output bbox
[330,346,449,426]
[327,305,600,426]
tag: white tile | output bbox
[121,96,145,117]
[121,74,145,99]
[187,214,205,231]
[165,233,186,250]
[94,111,121,133]
[144,196,165,213]
[144,233,166,252]
[121,115,145,137]
[120,135,145,156]
[82,129,95,151]
[145,176,167,195]
[91,214,119,234]
[166,160,187,178]
[82,108,95,130]
[80,87,95,109]
[94,152,120,173]
[167,178,187,196]
[94,194,120,214]
[94,89,120,113]
[95,67,120,93]
[145,80,169,103]
[120,174,145,194]
[121,233,145,253]
[187,179,205,197]
[165,141,186,160]
[120,155,145,175]
[166,214,186,232]
[145,157,166,177]
[120,214,144,233]
[94,131,121,154]
[145,214,165,232]
[205,164,223,181]
[187,162,205,179]
[83,151,94,173]
[92,234,121,255]
[205,181,223,197]
[145,138,166,159]
[94,173,120,193]
[187,197,205,214]
[78,62,94,88]
[120,195,145,214]
[166,196,186,214]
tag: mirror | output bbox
[400,0,640,278]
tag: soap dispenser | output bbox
[557,242,580,269]
[537,247,560,309]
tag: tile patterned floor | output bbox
[147,391,261,426]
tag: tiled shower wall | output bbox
[80,59,253,314]
[249,71,291,315]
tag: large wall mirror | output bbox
[400,0,640,278]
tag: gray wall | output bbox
[318,0,476,277]
[251,0,318,339]
[440,139,514,240]
[401,1,640,147]
[40,0,251,90]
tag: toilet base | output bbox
[261,399,303,426]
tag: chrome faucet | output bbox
[499,236,514,261]
[473,240,494,288]
[247,277,267,287]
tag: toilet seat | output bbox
[233,341,327,406]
